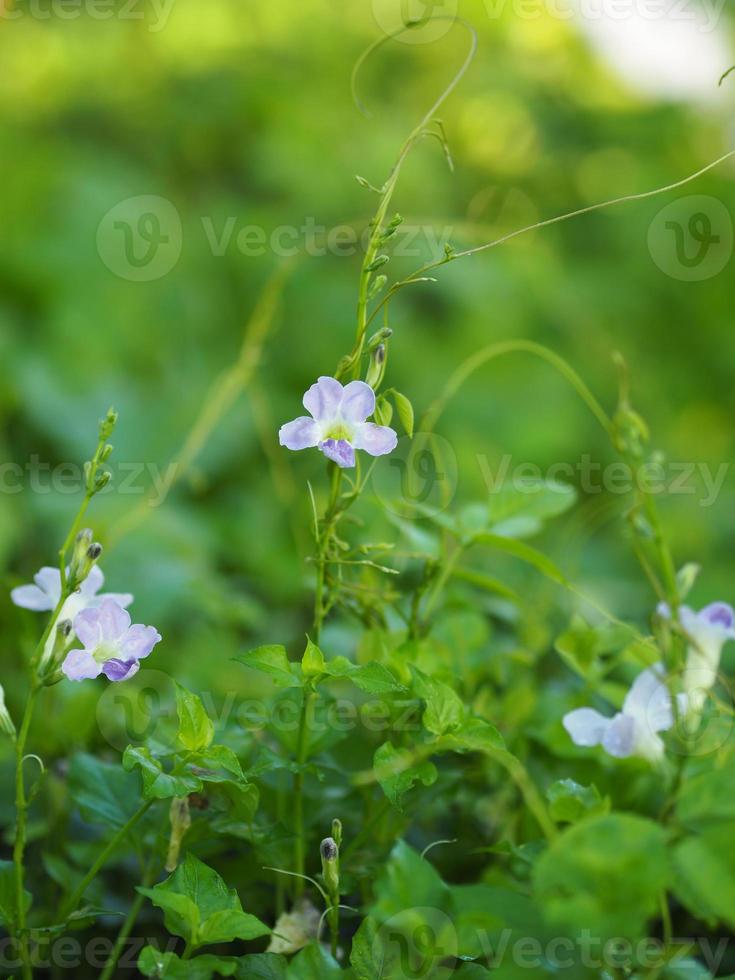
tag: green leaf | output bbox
[555,616,633,681]
[286,943,341,979]
[123,746,202,800]
[534,814,669,939]
[392,390,414,438]
[487,479,576,539]
[676,763,735,830]
[673,826,735,929]
[139,946,238,979]
[199,907,272,945]
[236,954,288,979]
[413,670,464,736]
[350,918,394,980]
[139,853,270,950]
[546,779,608,823]
[188,745,246,783]
[234,646,302,688]
[301,639,325,679]
[373,840,450,921]
[373,742,438,810]
[446,717,505,753]
[323,658,405,695]
[473,532,568,586]
[68,753,142,829]
[176,684,215,752]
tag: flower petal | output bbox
[279,417,321,451]
[602,713,637,758]
[562,707,611,747]
[119,625,161,662]
[34,566,62,601]
[352,422,398,457]
[62,649,103,681]
[98,598,132,642]
[11,584,54,612]
[623,664,673,732]
[79,565,104,597]
[303,376,343,421]
[102,658,141,682]
[73,607,103,649]
[340,380,375,423]
[319,439,355,468]
[99,592,134,609]
[700,601,735,634]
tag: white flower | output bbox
[659,601,735,712]
[11,565,133,622]
[11,566,133,671]
[563,664,684,762]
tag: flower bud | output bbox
[99,407,118,441]
[365,344,387,390]
[331,818,343,847]
[0,685,16,739]
[69,529,103,588]
[165,797,192,872]
[39,619,73,675]
[320,836,340,896]
[367,327,393,351]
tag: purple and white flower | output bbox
[11,565,133,622]
[279,376,397,469]
[659,601,735,710]
[563,663,685,762]
[62,598,161,683]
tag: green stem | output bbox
[60,800,153,919]
[312,467,344,643]
[58,492,93,591]
[328,898,339,959]
[292,688,314,897]
[13,686,41,980]
[98,862,154,980]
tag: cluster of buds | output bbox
[68,528,104,592]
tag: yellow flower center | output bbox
[324,422,352,442]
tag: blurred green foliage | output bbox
[1,2,735,974]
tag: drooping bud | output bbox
[0,685,16,739]
[365,343,387,390]
[165,797,192,872]
[320,836,340,896]
[366,327,392,352]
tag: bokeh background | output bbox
[1,0,734,739]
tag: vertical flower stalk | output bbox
[320,823,341,958]
[9,410,162,978]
